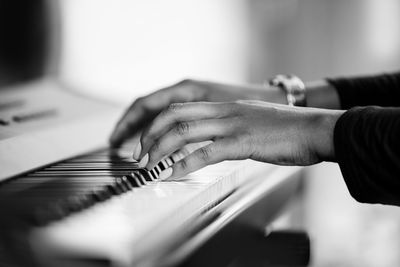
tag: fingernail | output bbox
[138,153,149,168]
[132,142,142,160]
[159,168,173,181]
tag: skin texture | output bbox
[109,79,286,148]
[110,79,343,180]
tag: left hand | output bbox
[135,100,344,180]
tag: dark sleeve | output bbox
[327,72,400,109]
[334,106,400,205]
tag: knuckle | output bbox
[178,158,188,171]
[159,108,171,119]
[180,78,195,86]
[148,141,162,163]
[198,146,213,162]
[140,131,152,146]
[167,103,185,113]
[151,138,161,152]
[134,97,151,112]
[174,121,190,136]
[134,97,145,107]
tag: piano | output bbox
[0,2,308,266]
[0,79,307,267]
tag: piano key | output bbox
[114,177,129,193]
[24,176,116,182]
[46,162,137,167]
[126,174,140,187]
[149,169,158,180]
[132,175,143,187]
[153,165,161,175]
[133,171,147,185]
[54,163,138,168]
[106,184,122,195]
[3,146,188,227]
[158,162,166,171]
[121,176,134,190]
[135,169,152,182]
[158,160,168,171]
[91,189,112,202]
[30,171,133,176]
[46,166,138,171]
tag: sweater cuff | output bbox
[333,107,368,202]
[326,78,355,110]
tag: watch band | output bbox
[269,74,307,107]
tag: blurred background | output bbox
[1,0,400,266]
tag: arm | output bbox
[327,72,400,108]
[110,73,400,206]
[271,72,400,110]
[110,72,400,147]
[334,107,400,205]
[109,78,341,147]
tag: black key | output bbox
[96,189,112,201]
[134,171,147,185]
[90,191,102,202]
[150,169,158,180]
[106,184,121,195]
[153,166,160,175]
[115,177,128,192]
[121,176,133,190]
[136,169,153,181]
[158,161,167,171]
[126,174,140,187]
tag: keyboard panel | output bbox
[0,145,174,226]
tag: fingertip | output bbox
[132,142,142,160]
[159,167,173,181]
[164,169,186,182]
[145,150,164,171]
[138,153,149,168]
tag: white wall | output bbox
[59,0,249,104]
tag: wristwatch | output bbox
[269,74,307,107]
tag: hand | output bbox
[135,100,344,180]
[109,79,286,147]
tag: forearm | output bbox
[264,71,400,110]
[334,106,400,205]
[327,72,400,108]
[305,80,341,109]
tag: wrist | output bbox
[258,85,287,105]
[308,109,345,162]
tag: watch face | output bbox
[269,75,306,107]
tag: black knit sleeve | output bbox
[327,72,400,109]
[334,106,400,205]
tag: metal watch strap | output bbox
[269,74,307,107]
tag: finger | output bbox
[145,119,229,169]
[159,138,242,181]
[109,80,203,147]
[139,102,233,158]
[109,97,154,148]
[156,142,208,177]
[169,141,213,164]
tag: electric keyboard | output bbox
[0,79,303,267]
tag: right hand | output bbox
[135,100,342,181]
[109,79,285,147]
